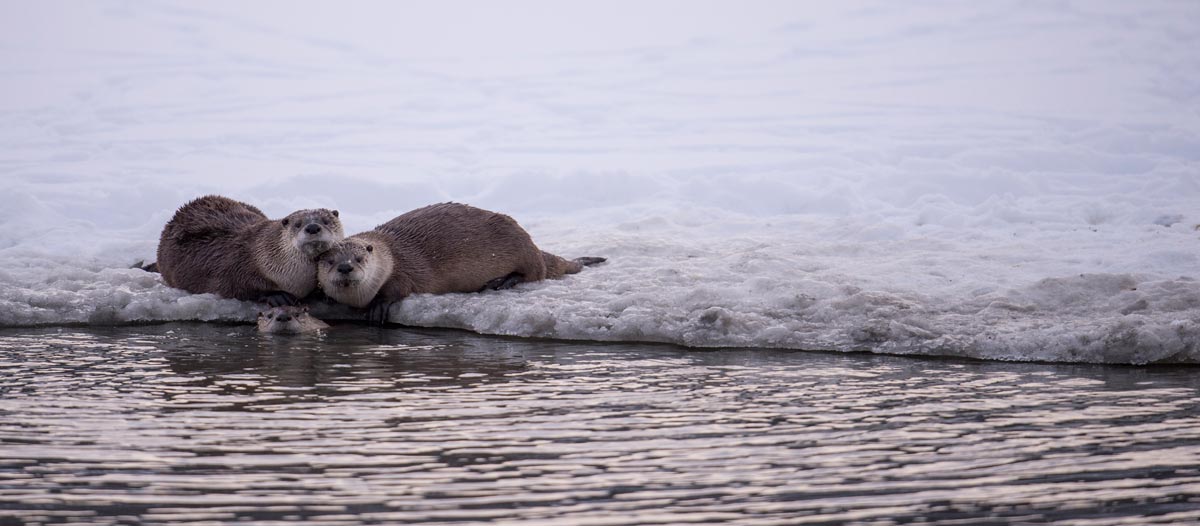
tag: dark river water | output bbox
[1,324,1199,525]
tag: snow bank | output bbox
[1,1,1198,363]
[389,209,1200,364]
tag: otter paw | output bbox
[262,292,300,307]
[132,260,159,273]
[367,299,394,326]
[482,272,523,291]
[303,288,331,304]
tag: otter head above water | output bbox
[281,208,344,258]
[317,237,394,309]
[257,305,330,334]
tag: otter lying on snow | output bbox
[318,202,604,324]
[257,305,330,334]
[156,195,344,306]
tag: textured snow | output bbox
[1,1,1198,363]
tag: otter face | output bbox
[257,305,312,334]
[281,208,344,258]
[318,239,375,290]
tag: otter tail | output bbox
[542,251,606,279]
[132,260,159,273]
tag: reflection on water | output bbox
[2,324,1199,525]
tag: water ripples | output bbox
[2,325,1199,525]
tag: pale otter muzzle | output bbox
[329,276,360,288]
[298,236,336,258]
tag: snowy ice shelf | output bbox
[1,0,1198,364]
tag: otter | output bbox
[317,202,605,324]
[257,305,330,334]
[156,195,344,306]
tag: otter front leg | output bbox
[367,298,396,326]
[261,291,300,307]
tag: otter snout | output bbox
[296,231,337,259]
[319,252,365,286]
[326,260,364,285]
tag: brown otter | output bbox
[156,195,344,306]
[257,305,330,334]
[317,202,605,324]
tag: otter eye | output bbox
[365,244,373,253]
[281,218,289,227]
[322,219,330,225]
[354,256,364,263]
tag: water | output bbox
[2,325,1200,525]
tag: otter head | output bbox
[281,208,344,258]
[257,305,314,334]
[317,238,390,308]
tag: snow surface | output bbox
[1,1,1198,363]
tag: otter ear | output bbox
[281,218,289,227]
[366,244,373,253]
[331,210,339,217]
[302,305,310,313]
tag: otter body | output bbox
[257,305,330,334]
[318,202,604,321]
[157,195,343,305]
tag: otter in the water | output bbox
[156,195,344,306]
[257,305,330,334]
[317,202,605,323]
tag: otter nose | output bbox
[276,313,292,322]
[337,263,353,274]
[304,223,321,235]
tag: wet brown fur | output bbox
[319,202,592,308]
[157,195,342,302]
